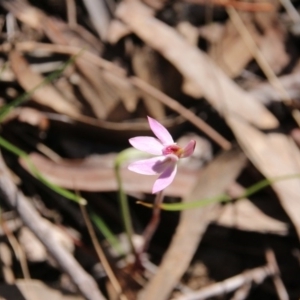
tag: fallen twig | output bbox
[176,264,275,300]
[0,153,106,300]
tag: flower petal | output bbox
[148,116,174,145]
[181,139,196,158]
[129,136,163,155]
[152,159,178,193]
[128,156,167,175]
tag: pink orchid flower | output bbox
[128,116,196,194]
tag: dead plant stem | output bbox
[141,191,164,254]
[79,204,128,300]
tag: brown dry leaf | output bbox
[8,279,83,300]
[82,0,111,41]
[107,19,132,44]
[72,74,107,119]
[228,115,300,238]
[101,69,140,113]
[116,0,278,129]
[42,16,120,119]
[4,2,118,119]
[138,147,247,300]
[9,50,80,118]
[216,199,288,234]
[19,153,200,197]
[17,108,49,130]
[176,22,199,46]
[249,70,300,104]
[208,14,258,78]
[254,9,289,74]
[2,107,49,130]
[132,45,165,119]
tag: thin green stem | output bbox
[90,211,124,256]
[137,174,300,211]
[0,135,85,204]
[114,163,136,256]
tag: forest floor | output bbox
[0,0,300,299]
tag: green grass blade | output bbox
[0,135,85,204]
[138,174,300,211]
[90,212,124,256]
[114,148,149,255]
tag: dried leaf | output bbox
[217,199,288,234]
[19,153,200,197]
[9,50,80,118]
[228,116,300,238]
[116,0,278,129]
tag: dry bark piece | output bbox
[116,0,278,129]
[9,50,80,118]
[138,147,247,300]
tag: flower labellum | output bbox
[128,116,196,194]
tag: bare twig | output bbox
[0,153,106,300]
[176,264,275,300]
[66,0,77,28]
[79,204,128,300]
[1,221,30,280]
[265,249,289,300]
[279,0,300,24]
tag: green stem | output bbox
[0,135,85,204]
[114,163,136,256]
[137,174,300,211]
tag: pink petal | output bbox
[147,116,174,145]
[129,136,163,155]
[128,156,168,175]
[181,140,196,158]
[152,160,178,194]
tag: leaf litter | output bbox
[0,0,299,299]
